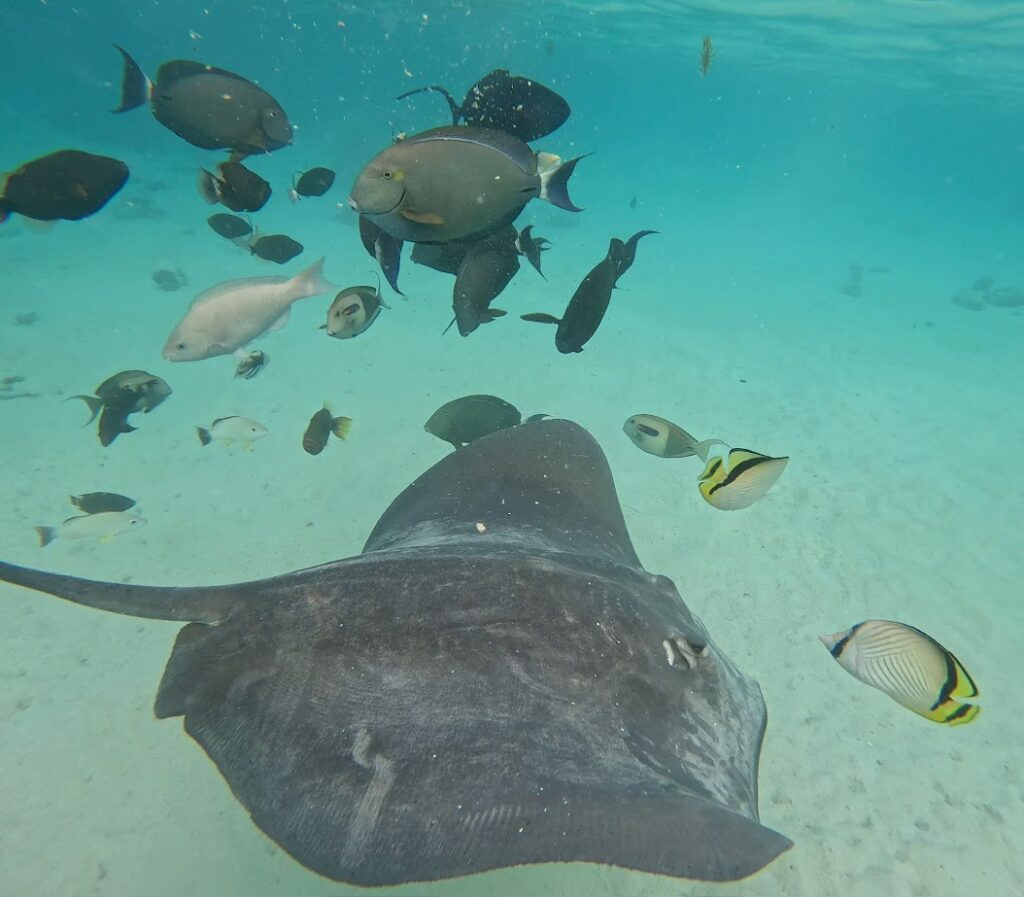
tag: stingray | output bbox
[0,419,790,885]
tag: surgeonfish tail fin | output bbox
[539,153,591,212]
[111,45,151,113]
[694,438,727,462]
[331,417,352,440]
[196,427,212,446]
[34,527,57,548]
[520,312,560,325]
[290,256,335,299]
[69,394,104,425]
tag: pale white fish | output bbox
[162,256,335,362]
[35,512,146,548]
[197,416,268,448]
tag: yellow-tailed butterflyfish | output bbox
[819,620,979,725]
[697,448,788,510]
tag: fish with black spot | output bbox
[112,46,292,156]
[302,405,352,455]
[0,149,129,223]
[323,283,390,339]
[522,230,656,353]
[623,414,723,460]
[70,370,172,447]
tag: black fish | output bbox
[250,234,303,265]
[0,149,129,223]
[70,370,172,447]
[397,69,570,143]
[291,167,335,198]
[302,405,351,455]
[424,394,521,449]
[207,213,252,240]
[0,419,791,885]
[69,492,137,514]
[411,226,520,336]
[515,224,550,278]
[522,230,656,353]
[358,216,404,295]
[112,46,292,156]
[198,162,271,213]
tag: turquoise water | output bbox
[2,2,1022,896]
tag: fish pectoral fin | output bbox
[399,209,446,225]
[485,308,507,320]
[520,313,560,325]
[269,308,290,331]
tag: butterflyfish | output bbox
[697,447,788,510]
[819,620,979,725]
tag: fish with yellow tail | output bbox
[697,446,788,510]
[819,621,980,725]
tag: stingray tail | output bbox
[111,45,152,113]
[396,84,462,124]
[0,560,240,623]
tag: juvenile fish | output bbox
[207,213,253,240]
[515,224,551,278]
[302,405,352,455]
[198,162,271,213]
[69,492,136,514]
[163,257,334,362]
[289,167,335,202]
[623,414,723,460]
[697,447,788,511]
[323,285,389,339]
[197,416,268,448]
[35,511,146,548]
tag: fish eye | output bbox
[382,170,393,179]
[176,342,187,350]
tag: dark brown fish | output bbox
[0,149,129,223]
[198,162,271,213]
[70,370,172,447]
[207,213,252,239]
[359,217,404,295]
[522,230,656,354]
[69,492,137,514]
[292,167,335,198]
[302,405,352,455]
[250,234,303,264]
[424,395,522,450]
[397,70,570,142]
[113,47,292,156]
[515,224,550,278]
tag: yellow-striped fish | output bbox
[622,414,721,459]
[697,448,788,510]
[820,620,979,725]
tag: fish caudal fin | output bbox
[196,427,212,446]
[111,45,151,113]
[331,417,352,440]
[289,256,335,299]
[521,313,560,325]
[539,153,590,212]
[197,169,222,205]
[34,527,57,548]
[69,394,103,425]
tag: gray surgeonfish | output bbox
[71,370,172,447]
[397,69,570,143]
[424,394,522,449]
[112,46,292,156]
[523,230,656,353]
[348,126,587,244]
[820,620,980,725]
[323,284,390,339]
[358,216,404,295]
[0,149,128,223]
[198,162,271,213]
[515,224,551,278]
[207,213,252,240]
[0,419,791,884]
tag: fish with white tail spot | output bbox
[820,620,980,725]
[35,512,146,548]
[162,257,335,362]
[197,416,267,448]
